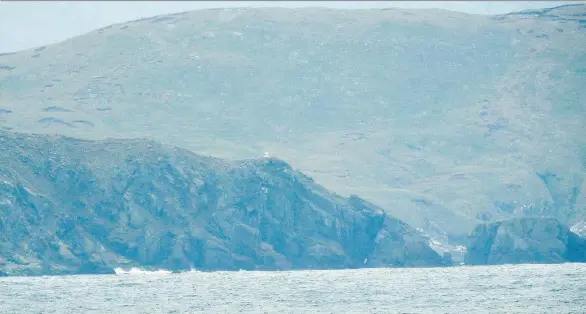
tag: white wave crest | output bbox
[113,267,172,276]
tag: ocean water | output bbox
[1,264,585,313]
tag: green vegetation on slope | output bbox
[0,5,584,245]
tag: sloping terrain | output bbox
[0,5,584,245]
[0,131,447,276]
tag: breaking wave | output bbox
[113,268,201,275]
[113,268,172,276]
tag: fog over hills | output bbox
[0,4,585,251]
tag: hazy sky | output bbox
[0,1,582,53]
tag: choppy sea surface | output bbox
[1,264,585,313]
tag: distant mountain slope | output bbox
[465,217,586,265]
[0,5,584,243]
[0,131,447,276]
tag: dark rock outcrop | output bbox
[465,218,586,265]
[0,131,447,276]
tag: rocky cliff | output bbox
[465,218,586,265]
[0,131,448,276]
[1,5,584,245]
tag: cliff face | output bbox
[1,6,585,244]
[465,218,586,265]
[0,131,447,276]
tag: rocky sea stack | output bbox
[465,218,586,265]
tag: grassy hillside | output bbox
[0,5,584,242]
